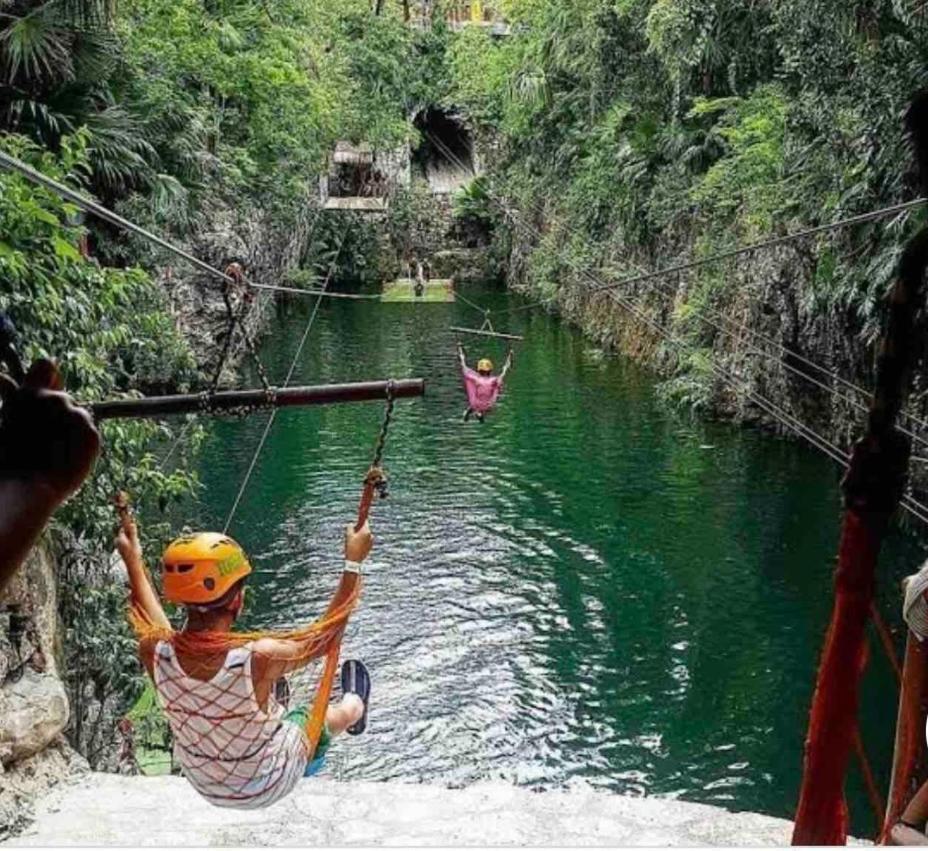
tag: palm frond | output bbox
[0,13,74,85]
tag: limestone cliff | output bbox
[0,540,88,840]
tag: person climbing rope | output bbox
[0,352,100,594]
[457,340,513,422]
[117,508,374,809]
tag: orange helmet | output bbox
[161,533,252,606]
[477,358,493,373]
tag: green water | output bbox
[181,283,923,836]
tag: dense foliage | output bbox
[445,1,928,408]
[0,132,201,762]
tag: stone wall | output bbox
[0,539,87,840]
[153,190,322,385]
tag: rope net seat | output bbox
[128,571,361,799]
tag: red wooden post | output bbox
[883,633,928,839]
[792,92,928,846]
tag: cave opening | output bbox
[412,108,476,194]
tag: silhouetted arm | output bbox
[0,360,100,595]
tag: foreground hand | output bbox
[0,359,100,506]
[345,521,374,563]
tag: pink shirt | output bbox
[462,366,502,413]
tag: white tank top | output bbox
[153,641,308,809]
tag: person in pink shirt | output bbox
[457,341,513,422]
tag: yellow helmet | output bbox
[161,532,252,606]
[477,358,493,373]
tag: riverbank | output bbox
[6,775,804,846]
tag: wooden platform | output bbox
[381,278,456,303]
[323,197,388,212]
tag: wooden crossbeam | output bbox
[450,326,523,341]
[89,379,425,421]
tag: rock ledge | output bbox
[6,774,805,846]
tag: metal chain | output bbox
[371,381,396,471]
[238,317,274,394]
[209,268,275,395]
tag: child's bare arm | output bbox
[252,523,374,685]
[252,635,314,682]
[116,510,170,632]
[499,348,514,381]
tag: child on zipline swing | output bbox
[117,508,374,809]
[457,340,513,422]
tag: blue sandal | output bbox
[340,659,371,736]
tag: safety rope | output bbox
[222,238,346,534]
[854,727,887,827]
[453,288,487,316]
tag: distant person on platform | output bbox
[414,259,425,299]
[457,340,513,423]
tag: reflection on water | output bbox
[181,283,921,836]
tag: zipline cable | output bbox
[0,148,347,308]
[597,285,928,526]
[589,198,928,297]
[158,290,276,471]
[0,149,238,287]
[454,288,488,316]
[222,238,346,533]
[248,283,380,300]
